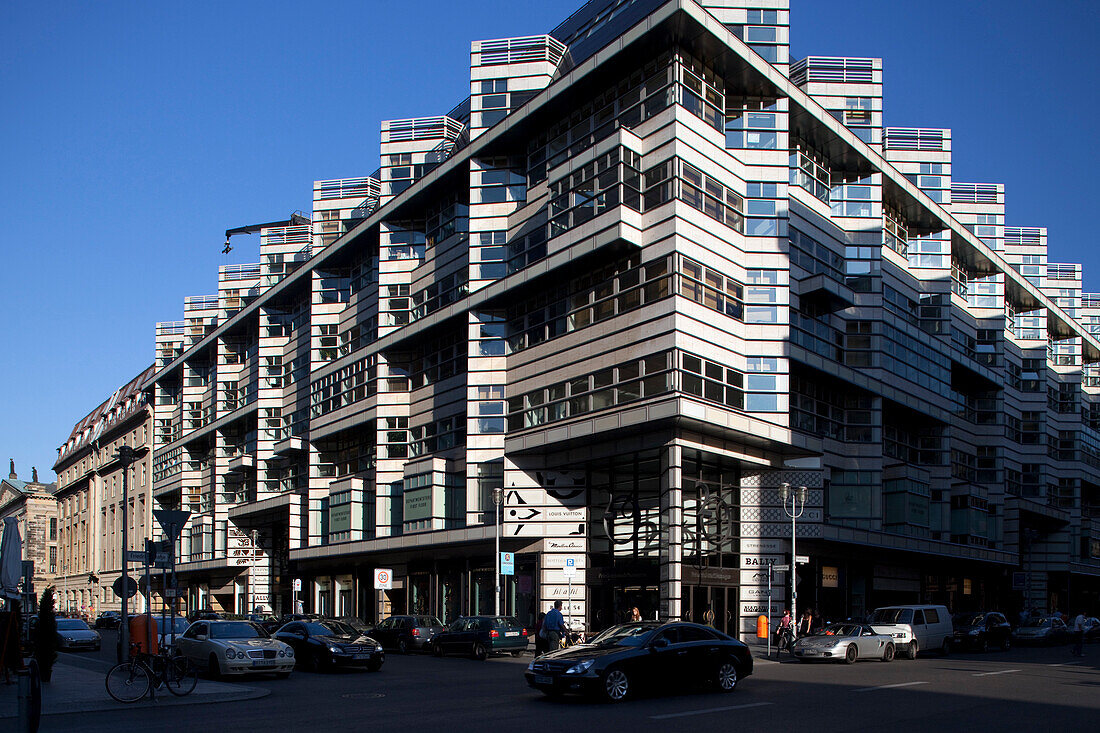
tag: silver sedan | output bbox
[176,620,294,678]
[792,623,896,663]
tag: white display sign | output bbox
[374,568,393,590]
[562,557,577,578]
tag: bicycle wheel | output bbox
[165,656,198,696]
[105,661,151,703]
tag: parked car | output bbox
[274,619,384,672]
[1084,617,1100,642]
[1012,615,1071,645]
[370,615,445,653]
[156,616,191,648]
[429,616,528,659]
[56,618,101,651]
[868,605,953,658]
[526,621,753,702]
[244,614,283,635]
[186,609,222,623]
[950,612,1012,651]
[176,620,294,678]
[792,623,895,663]
[94,611,121,630]
[336,616,373,636]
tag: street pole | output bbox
[117,445,137,663]
[492,487,503,616]
[779,483,807,641]
[251,529,260,615]
[767,564,773,658]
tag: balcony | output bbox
[272,436,304,456]
[226,454,255,473]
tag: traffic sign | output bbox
[112,575,138,599]
[374,568,393,590]
[772,564,791,571]
[124,550,147,564]
[153,509,191,541]
[500,552,514,576]
[293,578,302,592]
[795,555,810,565]
[562,557,577,578]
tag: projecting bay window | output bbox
[882,205,909,257]
[680,256,744,320]
[725,97,780,149]
[789,143,831,203]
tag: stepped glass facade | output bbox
[147,0,1100,639]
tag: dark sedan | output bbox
[370,615,445,653]
[274,619,384,672]
[430,616,528,659]
[525,621,752,702]
[94,611,121,630]
[950,612,1012,651]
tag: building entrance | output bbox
[686,584,736,635]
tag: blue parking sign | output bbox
[500,552,514,575]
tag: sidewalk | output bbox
[1,658,268,718]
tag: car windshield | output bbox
[954,614,985,627]
[813,624,859,637]
[870,608,913,624]
[57,619,90,631]
[210,622,268,639]
[587,623,662,647]
[317,621,357,637]
[417,616,443,627]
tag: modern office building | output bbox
[147,0,1100,639]
[53,366,156,616]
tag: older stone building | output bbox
[0,460,58,608]
[52,365,156,616]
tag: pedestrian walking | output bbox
[775,609,793,653]
[1072,611,1087,657]
[533,612,548,656]
[543,600,566,650]
[798,609,813,637]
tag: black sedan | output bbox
[94,611,121,630]
[274,619,384,672]
[525,621,752,702]
[370,615,445,653]
[950,612,1012,651]
[429,616,529,659]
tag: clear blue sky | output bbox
[2,0,1097,482]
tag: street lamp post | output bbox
[779,483,807,639]
[492,487,504,616]
[116,444,138,663]
[250,529,259,615]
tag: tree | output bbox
[34,586,58,682]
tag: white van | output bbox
[869,605,953,658]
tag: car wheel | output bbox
[304,652,321,673]
[367,659,383,672]
[398,639,408,654]
[602,668,630,702]
[978,637,989,653]
[433,643,443,657]
[906,640,919,660]
[510,650,523,658]
[208,654,221,679]
[472,643,488,661]
[715,661,738,692]
[941,639,950,656]
[883,643,895,662]
[844,645,858,664]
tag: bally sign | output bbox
[742,555,784,568]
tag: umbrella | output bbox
[0,516,22,601]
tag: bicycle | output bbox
[105,644,198,703]
[775,627,796,658]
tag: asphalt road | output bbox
[46,633,1099,733]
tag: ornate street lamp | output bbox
[492,487,504,615]
[779,483,808,638]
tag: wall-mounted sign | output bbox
[822,566,839,588]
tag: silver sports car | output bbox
[792,623,896,663]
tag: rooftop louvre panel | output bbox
[884,127,949,151]
[474,34,568,66]
[260,225,311,245]
[791,56,877,85]
[381,116,466,143]
[313,176,380,201]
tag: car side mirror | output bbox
[651,638,670,650]
[195,634,207,641]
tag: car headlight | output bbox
[225,648,237,660]
[278,649,286,658]
[564,660,594,675]
[328,645,341,654]
[286,647,294,657]
[527,661,536,672]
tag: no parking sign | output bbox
[374,568,393,590]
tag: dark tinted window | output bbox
[184,623,206,639]
[678,625,716,642]
[653,628,679,644]
[924,609,939,624]
[417,616,443,627]
[913,610,925,625]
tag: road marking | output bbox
[650,701,773,719]
[1048,661,1083,667]
[973,669,1021,677]
[852,681,929,692]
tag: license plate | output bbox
[534,675,553,685]
[354,653,369,660]
[252,660,276,667]
[505,632,519,637]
